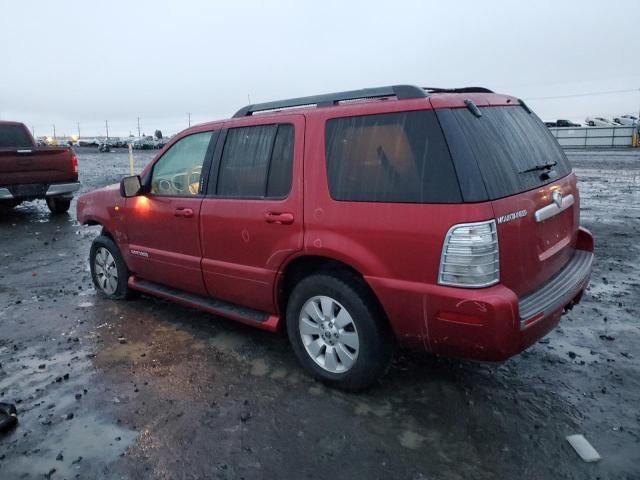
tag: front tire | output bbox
[90,235,134,300]
[46,197,71,214]
[286,273,392,392]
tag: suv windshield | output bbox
[436,105,572,200]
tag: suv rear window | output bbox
[325,110,461,203]
[0,124,32,148]
[437,105,572,200]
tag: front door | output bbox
[200,115,304,313]
[125,130,216,295]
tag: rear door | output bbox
[124,130,217,296]
[436,103,578,297]
[199,115,304,313]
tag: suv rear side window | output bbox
[439,106,572,200]
[325,110,461,203]
[217,124,294,198]
[0,124,32,148]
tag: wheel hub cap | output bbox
[299,295,359,373]
[94,247,118,295]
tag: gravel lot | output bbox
[0,147,638,479]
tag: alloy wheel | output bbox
[299,295,360,373]
[94,247,118,295]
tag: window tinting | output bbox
[150,131,213,196]
[0,124,33,148]
[325,110,461,203]
[442,106,572,200]
[217,124,294,198]
[266,125,294,197]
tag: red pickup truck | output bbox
[0,121,80,213]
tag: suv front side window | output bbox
[150,131,213,196]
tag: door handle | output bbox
[265,212,294,225]
[174,208,194,218]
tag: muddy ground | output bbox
[0,147,638,479]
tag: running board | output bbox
[128,277,280,332]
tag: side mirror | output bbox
[121,175,142,197]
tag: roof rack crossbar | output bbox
[232,84,427,118]
[424,86,494,94]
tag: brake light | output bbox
[438,220,499,288]
[71,153,78,176]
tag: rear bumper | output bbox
[367,229,594,361]
[0,182,80,201]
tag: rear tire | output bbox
[286,273,392,392]
[46,197,71,214]
[90,235,134,300]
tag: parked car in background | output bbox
[0,121,80,213]
[613,115,638,126]
[78,138,100,147]
[77,85,594,391]
[153,138,169,149]
[555,119,581,127]
[131,136,155,150]
[585,117,615,127]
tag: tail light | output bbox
[438,220,499,288]
[71,153,78,176]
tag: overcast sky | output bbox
[1,0,638,137]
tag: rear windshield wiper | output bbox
[520,162,557,174]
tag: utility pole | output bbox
[188,112,191,127]
[137,117,141,137]
[77,122,81,139]
[31,126,35,138]
[53,124,56,140]
[105,120,109,140]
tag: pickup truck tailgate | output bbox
[0,148,77,185]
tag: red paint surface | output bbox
[77,91,593,362]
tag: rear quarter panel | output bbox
[301,106,495,344]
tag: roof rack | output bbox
[232,84,427,118]
[424,86,494,94]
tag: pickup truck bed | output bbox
[0,121,80,214]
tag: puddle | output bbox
[0,344,137,478]
[3,414,137,479]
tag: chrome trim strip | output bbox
[45,182,81,196]
[535,194,575,222]
[519,249,593,324]
[0,188,14,200]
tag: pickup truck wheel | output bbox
[90,235,134,300]
[286,273,392,392]
[46,197,71,214]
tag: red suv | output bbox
[77,85,594,391]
